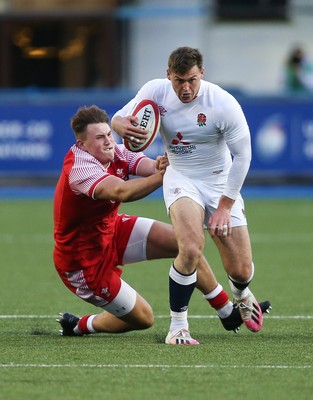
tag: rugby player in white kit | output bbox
[112,47,270,345]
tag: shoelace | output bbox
[237,301,254,319]
[175,329,191,338]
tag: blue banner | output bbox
[242,98,313,178]
[0,103,120,177]
[0,95,312,178]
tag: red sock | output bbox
[76,315,94,334]
[206,289,230,310]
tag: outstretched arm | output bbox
[136,153,169,177]
[94,172,163,203]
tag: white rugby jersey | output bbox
[114,79,251,200]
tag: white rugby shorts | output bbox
[163,166,247,228]
[104,216,155,316]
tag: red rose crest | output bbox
[197,113,207,127]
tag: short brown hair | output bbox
[168,47,203,75]
[71,105,109,138]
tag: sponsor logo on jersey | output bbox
[197,113,207,127]
[169,132,196,155]
[171,132,190,146]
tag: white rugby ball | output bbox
[124,99,160,152]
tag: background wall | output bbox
[126,0,313,94]
[0,0,312,183]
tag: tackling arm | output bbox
[94,172,163,203]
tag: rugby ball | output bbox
[124,99,160,152]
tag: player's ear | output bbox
[76,140,85,150]
[167,69,171,80]
[200,67,204,78]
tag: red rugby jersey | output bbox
[53,144,146,272]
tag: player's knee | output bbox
[229,262,253,283]
[132,302,154,330]
[179,239,204,267]
[137,306,154,330]
[142,314,154,329]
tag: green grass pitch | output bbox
[0,197,312,400]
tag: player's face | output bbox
[77,122,115,166]
[167,65,204,103]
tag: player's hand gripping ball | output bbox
[124,99,160,152]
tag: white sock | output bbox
[170,310,189,332]
[203,283,223,300]
[229,279,250,300]
[217,302,234,319]
[229,263,254,300]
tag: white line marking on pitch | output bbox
[0,315,312,319]
[0,363,311,369]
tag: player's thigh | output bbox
[146,220,178,260]
[122,217,177,263]
[211,225,252,269]
[169,197,205,248]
